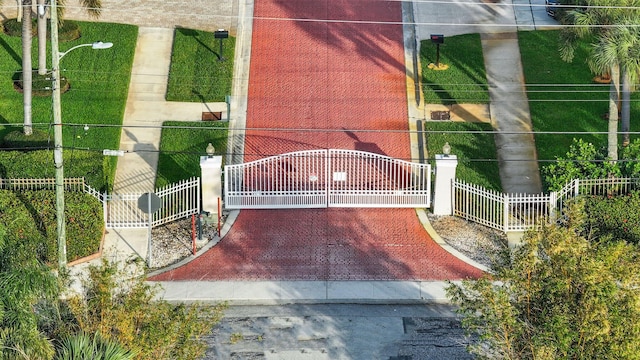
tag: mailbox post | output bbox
[430,34,444,67]
[214,29,229,61]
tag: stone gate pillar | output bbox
[432,154,458,215]
[200,154,223,217]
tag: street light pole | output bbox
[50,0,112,270]
[50,0,66,270]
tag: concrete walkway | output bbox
[483,31,542,194]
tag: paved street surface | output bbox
[205,304,472,360]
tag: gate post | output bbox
[200,146,223,219]
[432,153,458,215]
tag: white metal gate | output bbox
[104,177,200,228]
[224,149,431,209]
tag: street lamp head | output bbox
[92,41,113,50]
[58,41,114,61]
[206,143,215,157]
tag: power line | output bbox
[3,144,637,166]
[4,121,640,136]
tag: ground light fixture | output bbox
[51,0,114,269]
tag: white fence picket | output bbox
[453,177,640,232]
[0,176,201,229]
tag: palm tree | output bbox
[21,0,33,136]
[616,28,640,146]
[559,0,640,160]
[55,332,136,360]
[36,0,102,75]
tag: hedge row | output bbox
[584,191,640,245]
[0,190,103,265]
[0,149,110,191]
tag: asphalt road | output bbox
[204,304,473,360]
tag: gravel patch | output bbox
[150,217,221,269]
[427,213,508,270]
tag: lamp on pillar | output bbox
[206,143,215,157]
[442,142,451,157]
[432,143,458,216]
[200,143,222,220]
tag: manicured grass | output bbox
[518,30,640,170]
[0,21,138,191]
[0,190,104,264]
[166,28,235,102]
[420,33,489,104]
[424,121,501,191]
[156,121,229,187]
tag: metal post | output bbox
[435,44,440,67]
[51,0,67,270]
[226,95,231,121]
[147,195,152,267]
[219,38,224,61]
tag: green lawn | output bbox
[424,121,501,191]
[156,121,229,187]
[166,28,235,102]
[420,33,489,104]
[0,190,103,264]
[0,21,138,191]
[518,30,640,169]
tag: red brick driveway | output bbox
[150,0,483,281]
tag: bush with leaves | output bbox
[543,138,640,191]
[583,190,640,245]
[0,225,59,360]
[67,259,225,360]
[447,203,640,359]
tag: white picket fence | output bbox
[453,177,640,232]
[1,177,201,229]
[6,176,638,233]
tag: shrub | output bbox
[447,204,640,359]
[68,259,226,360]
[13,72,71,96]
[2,18,35,37]
[584,191,640,245]
[55,332,137,360]
[541,138,640,191]
[0,190,103,264]
[55,21,81,42]
[2,19,80,41]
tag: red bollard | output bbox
[191,214,196,255]
[217,197,222,237]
